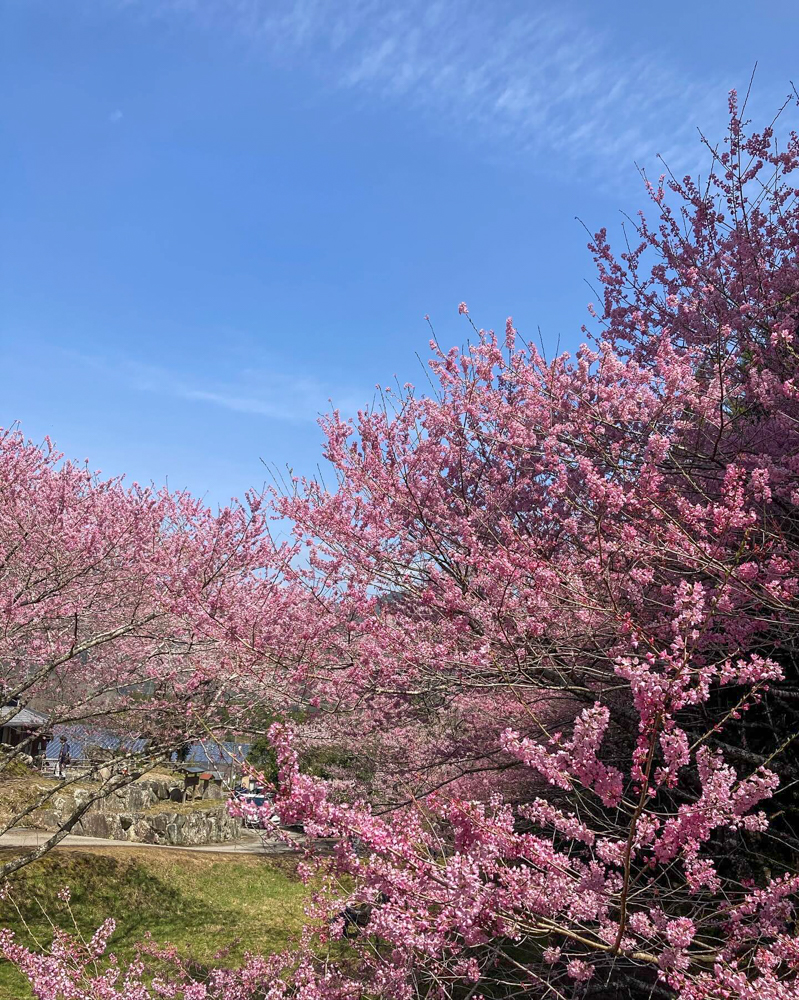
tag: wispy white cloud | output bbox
[114,0,751,181]
[75,350,361,423]
[175,375,363,422]
[108,108,123,123]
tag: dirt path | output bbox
[0,826,303,854]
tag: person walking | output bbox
[55,736,70,778]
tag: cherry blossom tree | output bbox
[4,92,799,999]
[0,428,294,879]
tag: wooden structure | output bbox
[177,764,225,800]
[0,703,50,758]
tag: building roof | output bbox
[179,765,224,779]
[44,723,249,765]
[173,740,250,766]
[1,705,49,729]
[45,724,147,761]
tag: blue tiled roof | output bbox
[46,724,147,760]
[45,724,249,765]
[171,741,250,765]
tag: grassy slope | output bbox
[0,846,307,999]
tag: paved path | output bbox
[0,827,304,855]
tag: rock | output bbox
[150,814,168,834]
[78,812,111,839]
[134,818,155,843]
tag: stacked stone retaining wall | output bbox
[35,777,241,846]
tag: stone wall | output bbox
[35,776,242,846]
[74,803,241,845]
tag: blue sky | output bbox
[2,0,797,509]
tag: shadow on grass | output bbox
[1,850,210,951]
[0,847,307,997]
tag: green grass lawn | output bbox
[0,846,308,999]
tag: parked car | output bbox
[234,788,279,827]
